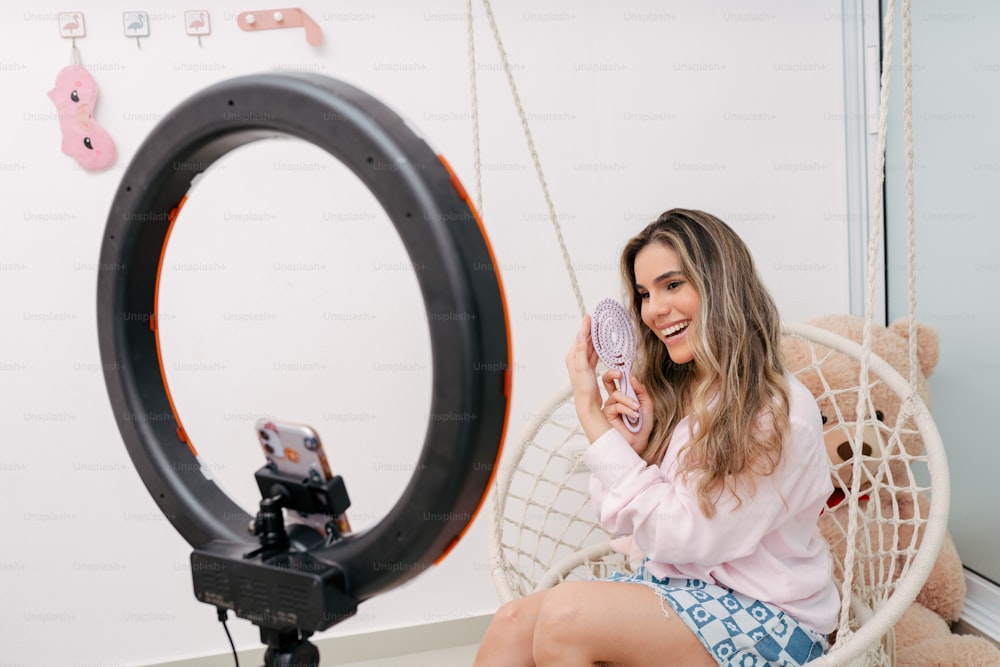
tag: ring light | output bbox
[97,73,511,643]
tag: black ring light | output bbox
[97,73,511,644]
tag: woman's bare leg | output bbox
[473,580,714,667]
[532,580,715,667]
[472,589,549,667]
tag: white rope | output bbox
[839,0,929,650]
[465,0,484,217]
[477,0,588,318]
[842,0,898,634]
[902,0,920,392]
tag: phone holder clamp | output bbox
[191,467,356,667]
[253,465,351,536]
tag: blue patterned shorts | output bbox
[606,564,828,666]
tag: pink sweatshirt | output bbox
[584,374,840,634]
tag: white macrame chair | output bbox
[469,0,942,664]
[486,322,950,667]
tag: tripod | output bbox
[260,626,320,667]
[194,468,355,667]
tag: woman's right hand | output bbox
[600,370,654,456]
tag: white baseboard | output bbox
[143,614,492,667]
[956,569,1000,647]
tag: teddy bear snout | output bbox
[836,440,873,461]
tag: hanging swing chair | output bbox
[486,323,948,667]
[469,0,949,665]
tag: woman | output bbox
[473,209,838,666]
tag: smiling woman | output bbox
[478,210,836,667]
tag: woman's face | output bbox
[634,242,701,367]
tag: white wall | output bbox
[0,2,853,665]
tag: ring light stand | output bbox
[97,73,511,666]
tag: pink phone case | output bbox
[255,418,351,536]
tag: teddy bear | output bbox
[782,315,1000,666]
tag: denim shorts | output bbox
[606,564,828,666]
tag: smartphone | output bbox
[255,418,351,537]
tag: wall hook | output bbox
[123,11,149,49]
[237,8,322,46]
[185,10,211,47]
[58,12,86,40]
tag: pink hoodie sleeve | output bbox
[583,416,829,566]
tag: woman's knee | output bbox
[490,593,545,640]
[475,595,545,667]
[532,583,589,661]
[535,583,586,629]
[494,597,530,625]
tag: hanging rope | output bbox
[902,0,920,393]
[476,0,588,319]
[465,0,484,217]
[842,0,896,633]
[843,0,924,639]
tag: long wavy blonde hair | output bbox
[620,209,790,518]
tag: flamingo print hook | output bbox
[185,10,211,47]
[237,8,322,46]
[122,11,149,49]
[58,11,86,48]
[59,12,86,37]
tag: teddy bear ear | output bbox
[889,319,940,378]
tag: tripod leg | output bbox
[260,627,320,667]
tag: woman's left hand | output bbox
[566,316,655,452]
[600,371,654,456]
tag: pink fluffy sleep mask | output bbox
[48,64,117,171]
